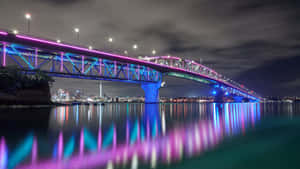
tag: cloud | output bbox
[0,0,299,96]
[236,55,300,96]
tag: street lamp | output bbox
[56,39,61,43]
[132,44,138,50]
[12,29,19,34]
[74,28,80,41]
[88,46,93,50]
[124,50,128,55]
[25,13,31,33]
[152,49,156,55]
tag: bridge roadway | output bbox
[0,30,260,102]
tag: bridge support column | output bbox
[141,81,161,104]
[233,96,244,103]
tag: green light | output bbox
[167,72,213,84]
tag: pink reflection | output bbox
[80,128,84,156]
[0,31,8,36]
[17,103,260,169]
[58,132,63,160]
[32,137,37,163]
[0,137,7,169]
[98,128,102,152]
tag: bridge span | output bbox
[0,30,261,102]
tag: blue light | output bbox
[212,90,217,95]
[225,92,229,96]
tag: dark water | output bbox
[0,102,300,169]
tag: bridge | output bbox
[0,103,260,169]
[0,30,261,102]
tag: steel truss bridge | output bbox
[0,30,261,102]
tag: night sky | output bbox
[0,0,299,97]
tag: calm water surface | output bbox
[0,102,300,169]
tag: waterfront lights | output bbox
[88,46,93,50]
[152,49,156,55]
[132,44,138,50]
[56,39,61,43]
[12,29,19,34]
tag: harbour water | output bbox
[0,102,299,169]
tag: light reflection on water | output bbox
[0,102,298,169]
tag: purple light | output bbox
[113,126,116,150]
[80,128,84,155]
[98,128,102,152]
[0,31,8,36]
[58,132,63,160]
[32,137,37,163]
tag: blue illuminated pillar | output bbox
[141,81,161,103]
[233,96,244,103]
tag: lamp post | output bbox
[25,13,31,33]
[74,28,80,41]
[152,49,156,55]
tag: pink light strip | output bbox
[97,128,102,152]
[0,31,8,36]
[0,136,7,169]
[15,34,258,98]
[17,104,260,169]
[113,126,116,150]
